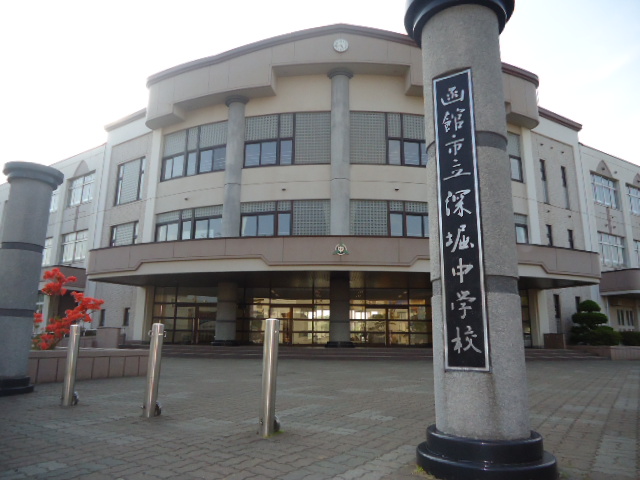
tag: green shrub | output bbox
[620,331,640,346]
[586,326,621,346]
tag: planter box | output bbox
[28,348,149,384]
[568,345,640,360]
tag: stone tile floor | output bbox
[0,357,638,479]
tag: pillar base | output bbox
[211,340,240,346]
[0,377,34,397]
[417,425,557,480]
[325,341,355,348]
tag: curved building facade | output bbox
[5,24,612,348]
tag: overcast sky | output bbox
[1,0,638,183]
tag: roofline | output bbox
[501,62,539,88]
[539,107,582,132]
[104,108,147,132]
[146,24,415,87]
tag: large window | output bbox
[514,214,529,244]
[49,190,59,213]
[351,200,429,237]
[156,206,223,242]
[111,222,139,246]
[598,232,625,268]
[162,122,227,181]
[61,230,88,263]
[68,173,94,206]
[627,185,640,215]
[592,173,618,208]
[508,132,523,182]
[115,158,144,205]
[240,200,330,237]
[350,112,427,166]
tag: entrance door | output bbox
[194,306,216,344]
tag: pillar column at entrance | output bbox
[212,281,238,346]
[0,162,63,396]
[405,1,557,477]
[222,96,248,238]
[326,272,354,348]
[329,69,352,236]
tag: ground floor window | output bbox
[153,287,218,344]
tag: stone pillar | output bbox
[329,69,353,235]
[0,162,63,396]
[405,1,557,478]
[222,95,248,238]
[326,272,354,348]
[212,281,238,346]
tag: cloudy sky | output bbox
[1,0,638,183]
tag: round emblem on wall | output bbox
[333,38,349,53]
[333,243,349,256]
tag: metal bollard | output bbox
[259,318,281,437]
[61,324,81,407]
[142,323,164,418]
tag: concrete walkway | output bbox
[0,356,638,479]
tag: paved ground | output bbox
[0,353,638,480]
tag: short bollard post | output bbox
[259,318,280,437]
[61,324,81,406]
[142,323,164,418]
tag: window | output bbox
[553,294,561,319]
[115,158,145,205]
[123,308,130,327]
[244,114,296,167]
[110,222,139,246]
[49,190,59,213]
[598,232,625,268]
[389,202,429,237]
[241,201,292,236]
[617,309,635,327]
[540,160,549,203]
[42,237,53,266]
[561,166,570,208]
[592,173,618,208]
[635,240,640,266]
[514,214,529,244]
[99,309,106,327]
[508,133,523,182]
[68,173,94,206]
[155,206,223,242]
[627,185,640,215]
[546,224,554,246]
[61,230,88,263]
[627,310,636,327]
[350,112,426,166]
[575,297,581,314]
[162,122,227,181]
[567,229,575,249]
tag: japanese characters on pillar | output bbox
[434,69,490,371]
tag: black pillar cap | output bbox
[405,0,515,45]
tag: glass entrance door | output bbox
[174,304,216,344]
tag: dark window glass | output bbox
[406,214,423,236]
[195,220,209,239]
[210,218,222,238]
[404,142,420,166]
[245,144,261,167]
[390,213,403,236]
[278,213,291,236]
[388,140,401,165]
[280,140,293,165]
[511,156,523,181]
[262,141,278,165]
[257,214,275,236]
[186,152,198,176]
[242,216,257,236]
[213,147,226,171]
[199,150,213,173]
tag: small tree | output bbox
[570,300,620,346]
[32,268,104,350]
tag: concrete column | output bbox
[0,162,63,396]
[326,272,354,348]
[329,69,353,235]
[405,1,557,478]
[222,96,248,238]
[213,281,238,346]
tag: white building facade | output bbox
[2,25,636,348]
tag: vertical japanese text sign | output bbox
[434,69,490,371]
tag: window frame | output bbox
[61,230,88,264]
[155,208,223,242]
[598,232,625,268]
[110,221,139,247]
[514,214,529,244]
[592,173,619,209]
[244,139,294,168]
[240,203,293,237]
[389,205,429,238]
[68,173,95,207]
[540,160,549,204]
[627,184,640,215]
[115,158,145,206]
